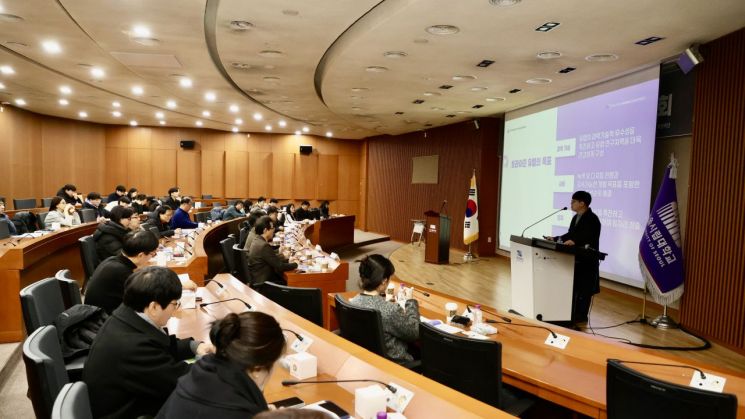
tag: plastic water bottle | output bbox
[472,304,483,325]
[398,283,407,302]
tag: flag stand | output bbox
[651,306,679,329]
[463,244,475,262]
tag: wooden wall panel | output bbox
[72,124,106,196]
[271,153,294,199]
[338,154,360,201]
[105,148,128,191]
[293,154,318,199]
[177,150,201,197]
[679,28,745,352]
[127,148,153,193]
[151,149,177,197]
[248,152,272,198]
[41,119,75,196]
[225,151,249,198]
[317,155,339,200]
[201,150,225,198]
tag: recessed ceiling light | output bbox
[195,120,203,127]
[229,104,239,113]
[14,98,26,106]
[425,25,460,35]
[456,111,471,114]
[179,77,192,88]
[585,53,619,62]
[166,100,177,109]
[112,111,122,117]
[278,120,287,128]
[383,51,407,59]
[202,110,211,117]
[78,111,88,118]
[41,40,61,54]
[252,112,262,121]
[90,67,104,78]
[263,76,280,82]
[489,0,521,5]
[131,25,151,38]
[229,20,253,30]
[537,51,562,59]
[350,95,363,100]
[294,130,301,135]
[155,111,164,119]
[470,87,487,91]
[231,62,252,70]
[0,65,15,75]
[112,101,121,108]
[259,50,283,57]
[264,64,275,70]
[351,87,368,92]
[485,97,506,102]
[351,107,362,111]
[365,66,388,73]
[59,85,72,95]
[302,126,309,133]
[452,75,476,81]
[282,9,299,16]
[325,131,333,138]
[265,125,272,131]
[159,120,166,125]
[131,86,144,95]
[235,118,243,125]
[58,99,69,106]
[204,91,216,101]
[231,126,239,133]
[0,82,5,89]
[129,120,138,126]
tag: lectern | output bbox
[509,235,606,321]
[424,210,450,264]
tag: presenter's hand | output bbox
[564,240,575,246]
[196,342,215,356]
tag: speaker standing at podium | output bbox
[544,191,601,323]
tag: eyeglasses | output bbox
[169,300,181,309]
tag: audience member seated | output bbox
[148,205,179,237]
[164,187,181,210]
[242,211,264,251]
[85,231,159,314]
[268,198,280,209]
[0,199,17,235]
[93,206,135,260]
[56,184,84,206]
[128,187,139,201]
[349,255,420,364]
[83,192,107,219]
[265,207,280,232]
[44,197,82,229]
[283,203,296,224]
[104,195,131,212]
[107,184,127,204]
[83,266,214,419]
[242,199,253,211]
[251,196,267,212]
[170,197,198,229]
[146,195,161,212]
[248,216,297,287]
[294,201,313,221]
[157,311,285,418]
[132,194,148,214]
[223,200,246,221]
[319,200,330,219]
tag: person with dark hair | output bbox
[132,194,148,214]
[128,187,139,200]
[107,184,127,204]
[222,200,245,221]
[84,192,107,219]
[84,266,214,419]
[283,203,296,224]
[248,216,297,287]
[105,195,132,212]
[157,311,285,418]
[242,210,264,251]
[146,196,161,212]
[294,200,312,221]
[242,199,253,210]
[170,197,198,229]
[93,205,136,260]
[164,187,181,210]
[350,254,419,364]
[44,197,81,229]
[0,199,17,235]
[85,231,160,314]
[56,184,83,206]
[545,190,602,323]
[268,198,279,208]
[319,201,330,219]
[265,206,279,225]
[251,196,267,212]
[148,205,179,237]
[255,409,332,419]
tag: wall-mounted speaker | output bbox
[299,145,312,155]
[180,140,195,149]
[677,45,703,74]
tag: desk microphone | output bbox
[200,298,251,310]
[610,359,705,379]
[485,319,557,338]
[204,278,225,289]
[282,379,397,393]
[413,289,430,297]
[521,207,567,237]
[282,329,304,341]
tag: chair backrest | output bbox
[146,225,160,238]
[238,226,249,247]
[201,194,213,199]
[263,282,323,327]
[38,211,51,229]
[52,382,92,419]
[232,244,251,284]
[334,295,387,357]
[42,197,55,208]
[13,198,37,210]
[78,235,100,290]
[23,325,69,419]
[55,269,82,308]
[419,322,503,407]
[0,220,9,240]
[79,208,96,223]
[227,199,240,206]
[20,278,67,333]
[220,237,236,274]
[195,211,210,223]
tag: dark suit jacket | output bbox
[147,211,176,237]
[84,255,136,314]
[294,207,312,221]
[83,305,194,419]
[107,192,123,204]
[164,197,181,211]
[248,236,297,285]
[557,207,602,294]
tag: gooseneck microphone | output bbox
[521,207,568,237]
[204,278,225,289]
[610,359,706,379]
[199,298,251,310]
[282,329,304,341]
[485,319,558,338]
[467,305,511,323]
[413,289,430,297]
[282,379,397,393]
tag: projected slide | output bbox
[499,79,659,287]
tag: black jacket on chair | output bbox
[92,221,129,261]
[248,236,297,286]
[156,354,269,419]
[84,255,137,314]
[83,305,194,419]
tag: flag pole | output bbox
[463,168,476,263]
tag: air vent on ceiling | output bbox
[110,52,182,68]
[535,22,560,32]
[635,36,665,46]
[412,99,425,104]
[445,114,456,118]
[558,67,576,74]
[439,85,453,89]
[477,59,495,68]
[509,88,521,94]
[395,111,404,115]
[472,104,484,109]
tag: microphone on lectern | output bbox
[521,207,567,237]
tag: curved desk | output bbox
[303,215,355,252]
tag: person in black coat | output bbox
[319,200,330,219]
[107,184,127,204]
[85,231,159,314]
[546,190,602,323]
[93,206,136,260]
[83,266,214,419]
[132,194,149,214]
[147,205,178,237]
[164,187,182,211]
[56,184,84,206]
[294,200,313,221]
[157,311,285,419]
[248,216,297,287]
[83,192,107,219]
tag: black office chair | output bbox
[42,197,55,208]
[0,220,10,240]
[55,270,82,309]
[38,211,51,229]
[78,235,99,291]
[13,197,37,210]
[147,225,161,238]
[263,282,323,327]
[238,226,250,247]
[201,194,213,199]
[79,209,96,223]
[232,244,252,284]
[418,322,534,415]
[334,295,388,356]
[195,211,210,223]
[23,325,69,419]
[220,236,236,274]
[52,382,92,419]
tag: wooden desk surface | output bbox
[167,274,512,418]
[326,280,745,418]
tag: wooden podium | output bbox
[424,210,450,264]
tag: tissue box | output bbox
[355,385,387,419]
[286,352,317,380]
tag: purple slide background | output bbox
[551,79,659,284]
